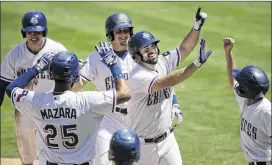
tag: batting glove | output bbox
[193,38,212,68]
[95,41,117,67]
[78,59,87,70]
[34,52,54,73]
[171,104,183,127]
[193,7,208,31]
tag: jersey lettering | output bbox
[147,88,171,106]
[40,108,77,120]
[104,73,129,90]
[17,68,50,80]
[240,118,257,140]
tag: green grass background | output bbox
[1,2,271,165]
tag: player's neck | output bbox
[53,81,72,94]
[139,61,156,71]
[246,98,262,106]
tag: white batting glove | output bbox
[193,38,212,68]
[171,104,183,127]
[78,59,87,70]
[193,7,208,31]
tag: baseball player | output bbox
[5,41,131,165]
[108,129,140,165]
[223,37,271,165]
[0,11,67,165]
[126,30,212,165]
[73,8,207,164]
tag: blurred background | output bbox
[1,2,271,165]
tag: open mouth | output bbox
[30,38,40,43]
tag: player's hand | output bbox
[78,59,87,70]
[193,38,212,68]
[223,37,235,53]
[193,7,208,31]
[95,41,117,67]
[34,52,54,72]
[171,104,183,127]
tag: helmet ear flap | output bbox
[107,32,114,42]
[21,30,26,38]
[43,28,48,37]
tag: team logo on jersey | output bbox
[14,90,29,102]
[30,17,39,25]
[142,32,151,40]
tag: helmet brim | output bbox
[23,26,46,32]
[232,69,241,81]
[111,24,134,32]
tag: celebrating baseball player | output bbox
[73,8,207,164]
[109,129,140,165]
[223,37,271,165]
[0,11,67,165]
[5,40,131,165]
[126,29,212,165]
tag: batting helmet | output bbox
[21,11,48,38]
[128,31,160,64]
[109,129,140,163]
[49,51,79,83]
[232,65,270,99]
[105,13,133,42]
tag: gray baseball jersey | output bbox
[233,84,271,162]
[127,48,182,138]
[80,51,136,131]
[1,38,67,92]
[10,87,116,163]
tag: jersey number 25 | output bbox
[43,124,79,149]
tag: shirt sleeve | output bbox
[1,51,15,82]
[11,87,34,118]
[79,53,97,82]
[233,83,246,113]
[161,47,182,72]
[261,108,271,138]
[79,90,116,115]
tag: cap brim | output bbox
[232,69,241,80]
[112,24,133,31]
[24,26,46,32]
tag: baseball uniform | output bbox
[10,87,117,165]
[1,38,67,163]
[127,48,183,165]
[233,83,271,163]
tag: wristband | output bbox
[110,64,124,80]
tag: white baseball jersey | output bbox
[80,50,136,131]
[10,87,116,163]
[1,38,67,93]
[127,48,182,138]
[233,84,271,162]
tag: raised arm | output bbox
[152,38,212,92]
[179,7,208,62]
[223,37,237,87]
[6,52,53,97]
[95,42,131,104]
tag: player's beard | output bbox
[143,52,158,64]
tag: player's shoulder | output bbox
[129,65,154,80]
[261,97,271,112]
[87,50,101,60]
[45,38,67,51]
[5,41,27,58]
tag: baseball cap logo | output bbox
[30,17,39,25]
[118,14,127,23]
[142,32,151,40]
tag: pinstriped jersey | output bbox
[233,84,271,162]
[127,48,182,138]
[1,38,67,93]
[10,87,116,163]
